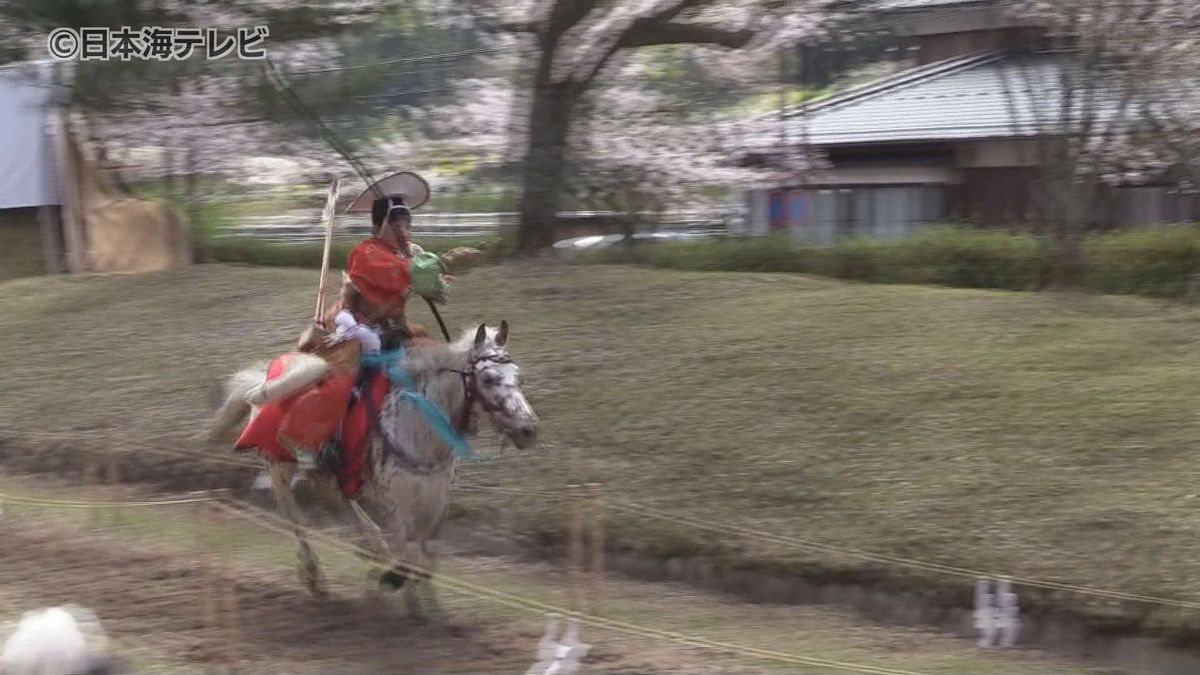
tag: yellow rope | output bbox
[11,428,1200,612]
[211,500,928,675]
[0,491,217,509]
[455,483,1200,611]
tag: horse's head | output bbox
[464,321,540,449]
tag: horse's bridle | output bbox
[442,350,513,434]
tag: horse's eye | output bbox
[483,373,501,386]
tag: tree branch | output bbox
[574,0,756,86]
[497,20,542,33]
[618,22,756,49]
[576,19,755,84]
[547,0,603,41]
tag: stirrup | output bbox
[294,449,318,470]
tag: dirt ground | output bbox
[0,470,1108,674]
[0,502,764,675]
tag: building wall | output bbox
[0,208,48,280]
[956,139,1040,168]
[916,29,1007,64]
[744,184,948,244]
[948,167,1037,225]
[744,190,770,236]
[1107,187,1200,227]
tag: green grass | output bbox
[5,263,1200,640]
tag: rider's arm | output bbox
[409,251,448,304]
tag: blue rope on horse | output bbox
[361,349,475,460]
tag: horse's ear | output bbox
[497,320,509,347]
[474,323,488,349]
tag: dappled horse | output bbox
[210,322,539,618]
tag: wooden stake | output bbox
[105,445,121,527]
[84,454,101,527]
[213,500,241,670]
[586,483,606,616]
[567,484,584,613]
[194,498,219,667]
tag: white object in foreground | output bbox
[974,576,1020,648]
[1,605,110,675]
[526,614,590,675]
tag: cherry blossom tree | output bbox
[448,0,831,251]
[1002,0,1200,278]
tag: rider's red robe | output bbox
[343,238,415,322]
[238,237,417,474]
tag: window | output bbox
[807,186,943,242]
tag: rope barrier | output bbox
[208,499,929,675]
[0,491,218,509]
[455,483,1200,611]
[10,430,1200,612]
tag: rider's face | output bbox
[379,214,411,250]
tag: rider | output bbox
[337,193,448,351]
[244,173,459,470]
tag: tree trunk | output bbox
[516,53,581,252]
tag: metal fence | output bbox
[213,209,730,242]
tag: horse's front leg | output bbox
[408,470,454,619]
[266,460,327,597]
[348,500,424,592]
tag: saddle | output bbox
[235,355,389,497]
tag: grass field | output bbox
[4,261,1200,638]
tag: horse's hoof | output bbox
[298,567,328,597]
[378,569,409,592]
[405,583,434,624]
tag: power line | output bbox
[288,46,512,75]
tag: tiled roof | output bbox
[746,52,1094,146]
[873,0,991,10]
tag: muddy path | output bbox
[0,462,1108,675]
[0,503,775,675]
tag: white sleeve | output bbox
[334,309,358,333]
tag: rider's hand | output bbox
[441,247,482,271]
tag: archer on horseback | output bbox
[239,171,474,471]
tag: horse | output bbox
[209,321,540,618]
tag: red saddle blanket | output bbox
[234,356,388,497]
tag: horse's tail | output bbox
[207,363,269,443]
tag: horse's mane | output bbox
[398,327,496,380]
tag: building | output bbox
[0,61,189,280]
[740,0,1199,241]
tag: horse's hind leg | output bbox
[267,460,326,597]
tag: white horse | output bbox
[210,322,539,617]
